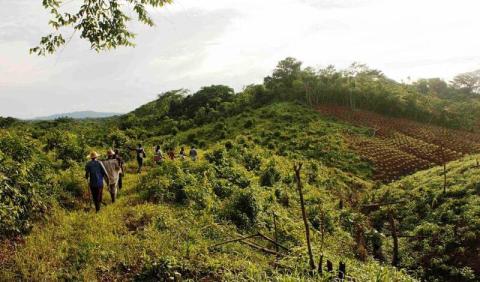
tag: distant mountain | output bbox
[33,111,122,120]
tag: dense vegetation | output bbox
[1,58,480,281]
[367,155,480,281]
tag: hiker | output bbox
[114,149,125,190]
[85,151,109,212]
[102,149,122,203]
[154,145,164,164]
[168,148,176,160]
[129,144,146,173]
[179,146,186,160]
[189,146,198,161]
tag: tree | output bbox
[451,70,480,95]
[264,57,304,100]
[32,0,173,55]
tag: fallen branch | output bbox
[208,234,259,249]
[240,240,284,256]
[208,233,284,257]
[257,232,290,252]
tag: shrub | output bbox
[214,122,226,131]
[186,133,196,143]
[260,161,281,187]
[213,183,233,199]
[56,167,88,210]
[205,149,227,166]
[224,141,233,150]
[244,119,254,129]
[243,153,261,171]
[0,133,35,162]
[275,188,290,207]
[223,191,259,229]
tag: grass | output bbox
[0,102,417,281]
[1,158,414,281]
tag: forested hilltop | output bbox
[1,58,480,281]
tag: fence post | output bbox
[294,163,315,271]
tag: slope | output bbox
[365,155,480,281]
[317,105,480,182]
[0,102,414,281]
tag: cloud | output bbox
[1,0,480,118]
[0,6,240,118]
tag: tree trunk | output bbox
[318,254,324,275]
[294,163,315,270]
[338,262,346,279]
[388,211,399,267]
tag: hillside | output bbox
[1,102,414,281]
[1,58,480,281]
[317,105,480,182]
[368,155,480,281]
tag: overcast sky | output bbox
[1,0,480,118]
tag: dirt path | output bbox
[0,172,152,280]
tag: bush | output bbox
[0,134,51,238]
[205,149,227,166]
[56,167,88,210]
[243,153,261,171]
[224,141,234,150]
[139,163,209,208]
[260,161,281,187]
[223,191,259,229]
[213,182,233,199]
[244,119,254,129]
[275,188,290,207]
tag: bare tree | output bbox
[294,163,315,270]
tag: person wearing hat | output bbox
[85,151,109,212]
[102,149,122,203]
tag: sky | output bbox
[1,0,480,119]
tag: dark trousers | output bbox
[118,174,123,190]
[90,185,103,212]
[137,157,143,173]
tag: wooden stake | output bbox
[294,163,315,270]
[388,210,399,267]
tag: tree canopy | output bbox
[451,69,480,95]
[32,0,173,55]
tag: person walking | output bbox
[114,149,125,190]
[129,144,146,173]
[85,151,109,212]
[168,148,176,161]
[103,149,121,203]
[189,146,198,161]
[179,146,186,160]
[154,145,164,164]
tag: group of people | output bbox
[153,145,198,164]
[128,143,198,173]
[85,144,198,212]
[85,149,124,212]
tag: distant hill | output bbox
[33,111,122,120]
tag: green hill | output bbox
[0,102,412,281]
[2,58,480,281]
[366,155,480,281]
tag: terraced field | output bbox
[318,105,480,182]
